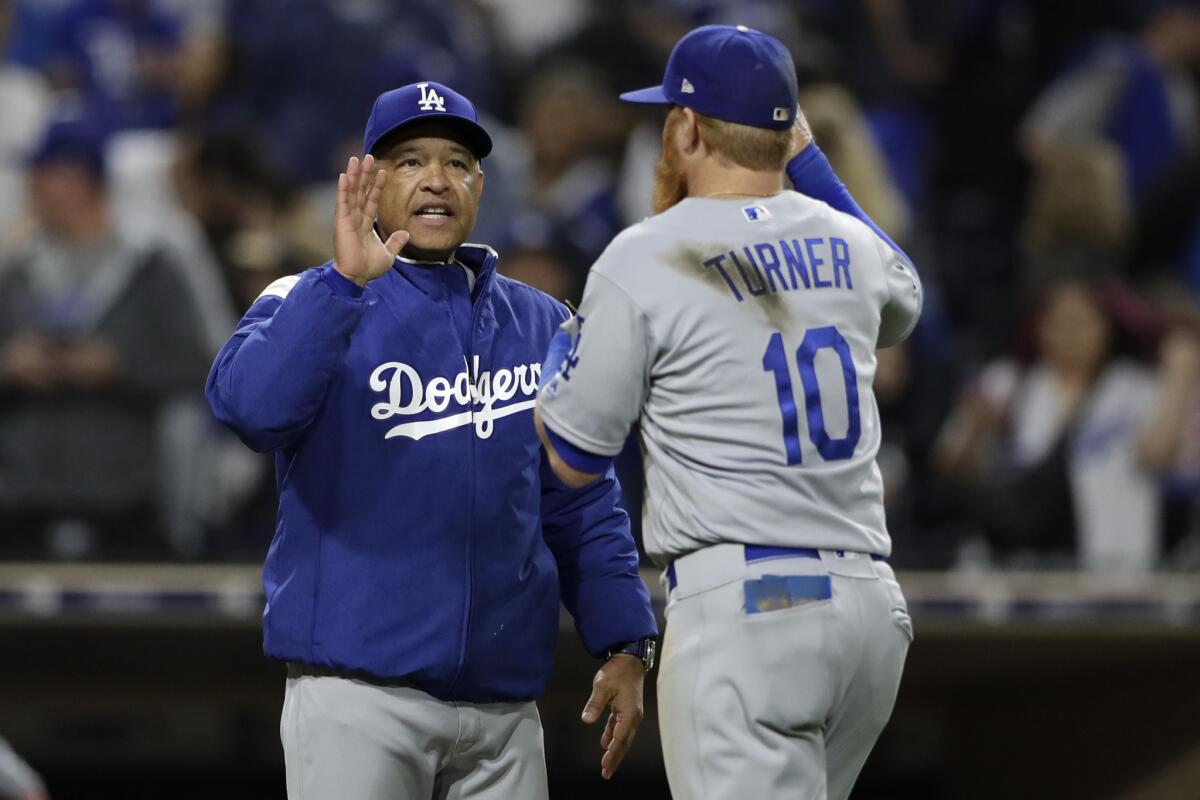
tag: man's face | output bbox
[30,162,103,235]
[652,108,688,214]
[373,125,484,261]
[1037,282,1111,376]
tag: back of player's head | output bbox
[690,111,792,172]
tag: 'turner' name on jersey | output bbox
[701,236,853,302]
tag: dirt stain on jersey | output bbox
[664,243,791,331]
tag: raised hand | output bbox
[333,154,410,286]
[789,103,815,161]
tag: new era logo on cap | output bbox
[773,107,790,121]
[681,78,695,94]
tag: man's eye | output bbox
[401,159,421,168]
[448,160,467,170]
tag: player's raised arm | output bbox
[206,154,408,452]
[784,106,912,262]
[786,106,923,347]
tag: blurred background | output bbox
[1,0,1200,797]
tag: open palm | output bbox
[333,153,410,286]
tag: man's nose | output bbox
[420,163,449,193]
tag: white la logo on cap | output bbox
[417,83,446,112]
[680,78,695,94]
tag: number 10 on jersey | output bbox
[762,327,862,465]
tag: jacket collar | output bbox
[388,242,499,301]
[453,242,499,291]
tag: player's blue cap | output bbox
[619,25,797,130]
[363,81,493,160]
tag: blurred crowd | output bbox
[1,0,1199,572]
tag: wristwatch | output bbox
[603,637,657,672]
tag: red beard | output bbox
[652,124,688,214]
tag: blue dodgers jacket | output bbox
[206,244,657,703]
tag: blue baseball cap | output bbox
[363,81,493,160]
[27,118,106,177]
[620,25,798,130]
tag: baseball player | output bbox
[206,81,657,799]
[536,26,922,800]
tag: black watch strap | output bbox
[603,637,657,672]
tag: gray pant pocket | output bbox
[890,605,915,643]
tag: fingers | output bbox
[335,171,351,221]
[354,154,374,212]
[600,711,640,780]
[338,155,372,219]
[336,156,367,230]
[345,155,361,210]
[384,229,410,258]
[360,166,388,231]
[583,661,645,778]
[600,711,616,749]
[581,676,616,725]
[583,681,619,724]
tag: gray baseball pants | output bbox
[657,544,912,800]
[280,668,548,800]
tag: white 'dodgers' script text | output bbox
[370,357,542,440]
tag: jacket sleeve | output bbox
[205,265,367,452]
[540,455,658,656]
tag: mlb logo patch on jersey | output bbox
[742,204,772,222]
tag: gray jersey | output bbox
[537,191,922,563]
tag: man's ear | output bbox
[679,107,703,157]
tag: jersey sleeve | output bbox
[536,270,654,457]
[876,236,924,348]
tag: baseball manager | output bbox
[206,81,657,799]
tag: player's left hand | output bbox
[789,103,815,161]
[581,654,645,780]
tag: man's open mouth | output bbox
[414,203,455,223]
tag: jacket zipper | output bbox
[446,261,491,697]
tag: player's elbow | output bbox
[536,410,605,488]
[548,448,601,489]
[205,368,298,453]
